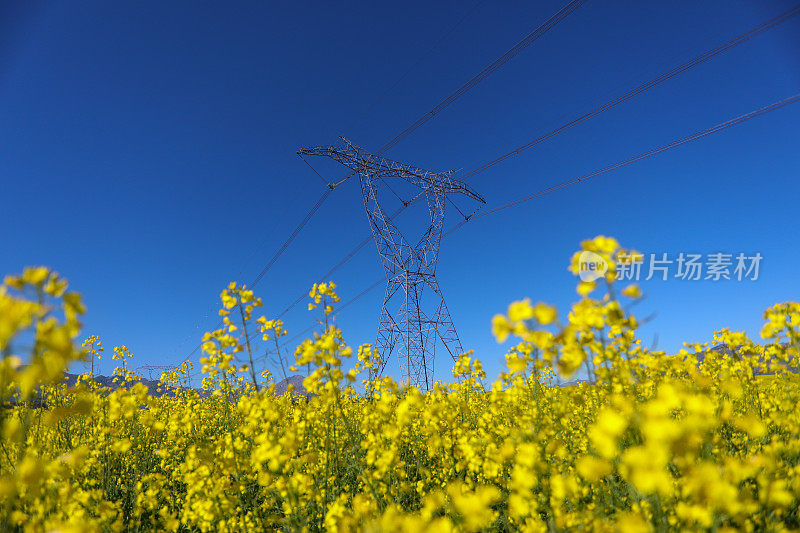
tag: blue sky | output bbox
[2,1,799,384]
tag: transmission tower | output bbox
[136,365,173,381]
[297,138,485,390]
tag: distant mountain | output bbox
[698,342,797,375]
[273,375,308,396]
[59,372,310,398]
[559,378,591,387]
[62,372,167,396]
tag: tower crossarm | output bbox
[297,139,485,204]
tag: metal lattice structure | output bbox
[136,365,174,381]
[297,138,484,389]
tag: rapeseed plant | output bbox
[0,237,798,531]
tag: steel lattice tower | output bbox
[297,139,484,390]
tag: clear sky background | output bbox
[2,0,799,384]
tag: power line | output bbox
[263,0,588,278]
[172,1,586,369]
[181,2,800,375]
[185,91,800,378]
[285,92,800,344]
[251,188,333,288]
[299,155,334,188]
[222,0,588,319]
[325,1,591,194]
[268,4,800,322]
[375,0,588,155]
[162,171,319,363]
[175,186,334,365]
[345,0,488,133]
[467,92,800,222]
[458,3,800,182]
[275,205,405,319]
[280,278,386,349]
[242,0,586,293]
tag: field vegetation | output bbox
[1,236,798,531]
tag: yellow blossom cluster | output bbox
[1,238,799,532]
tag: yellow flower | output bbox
[533,303,557,325]
[620,284,641,299]
[576,455,612,482]
[492,314,512,343]
[112,439,132,453]
[577,280,596,296]
[507,299,534,322]
[505,353,528,374]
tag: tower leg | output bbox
[374,280,399,383]
[425,277,464,364]
[399,276,431,390]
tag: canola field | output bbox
[1,236,798,532]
